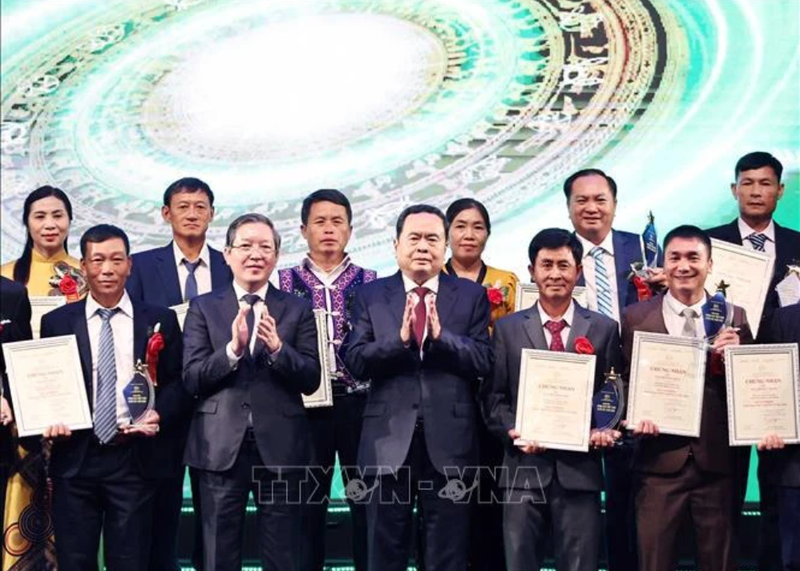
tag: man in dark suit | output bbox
[706,151,800,570]
[182,213,320,571]
[0,276,33,567]
[565,168,665,571]
[485,228,622,571]
[40,225,184,571]
[760,303,800,570]
[126,177,231,571]
[346,204,491,571]
[623,225,753,571]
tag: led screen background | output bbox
[1,0,798,501]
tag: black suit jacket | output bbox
[127,242,232,307]
[40,298,184,479]
[706,219,800,336]
[182,284,320,473]
[0,276,33,466]
[346,271,492,476]
[485,301,622,491]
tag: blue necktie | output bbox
[184,259,201,301]
[746,233,767,252]
[94,308,119,444]
[590,246,614,318]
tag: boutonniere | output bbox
[146,323,165,386]
[49,262,87,301]
[627,262,653,302]
[574,336,595,355]
[486,280,508,308]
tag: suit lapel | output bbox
[435,273,459,325]
[565,302,591,351]
[383,272,407,329]
[71,301,94,407]
[613,230,639,310]
[155,243,182,305]
[645,296,669,334]
[209,247,230,290]
[774,223,793,273]
[132,303,149,365]
[522,305,549,350]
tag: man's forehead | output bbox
[235,223,274,241]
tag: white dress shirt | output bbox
[537,301,575,348]
[737,218,776,256]
[225,280,271,365]
[172,241,212,300]
[401,273,440,352]
[662,291,706,338]
[576,232,621,324]
[85,291,135,426]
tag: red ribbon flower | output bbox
[632,275,653,302]
[486,287,504,307]
[59,274,80,301]
[146,324,165,386]
[574,336,595,355]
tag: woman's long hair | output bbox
[12,186,74,285]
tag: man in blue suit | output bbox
[346,204,492,571]
[565,168,665,571]
[40,225,184,571]
[182,213,320,571]
[126,177,231,571]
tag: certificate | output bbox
[706,239,775,338]
[515,284,587,312]
[626,331,706,437]
[303,309,334,408]
[29,295,66,339]
[1,334,93,437]
[514,349,596,452]
[169,302,190,331]
[724,343,800,446]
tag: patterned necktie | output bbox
[242,294,260,355]
[94,307,119,444]
[413,287,429,348]
[681,308,698,338]
[184,259,201,301]
[544,319,567,352]
[590,246,614,318]
[746,233,768,252]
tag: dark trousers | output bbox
[503,477,601,571]
[197,431,303,571]
[148,469,184,571]
[467,420,505,571]
[52,444,157,571]
[758,453,784,571]
[189,467,204,571]
[636,458,736,571]
[366,426,472,571]
[301,393,368,571]
[603,442,638,571]
[0,463,6,569]
[778,486,800,570]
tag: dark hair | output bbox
[445,198,492,235]
[225,213,282,252]
[395,204,448,238]
[735,152,783,182]
[528,228,583,266]
[563,168,618,201]
[163,177,215,207]
[663,225,712,256]
[13,186,74,285]
[80,224,130,257]
[301,189,353,226]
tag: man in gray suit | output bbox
[485,228,623,571]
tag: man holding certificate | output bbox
[39,224,184,571]
[622,225,753,571]
[485,228,622,571]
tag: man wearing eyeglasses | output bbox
[182,213,321,571]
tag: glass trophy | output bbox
[702,280,734,342]
[123,359,155,427]
[593,368,625,432]
[642,211,658,268]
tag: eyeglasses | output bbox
[229,243,275,256]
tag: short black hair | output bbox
[663,225,712,257]
[445,198,491,235]
[163,177,215,207]
[563,168,618,200]
[225,213,282,252]
[528,228,583,266]
[395,204,448,238]
[735,152,783,182]
[301,189,353,226]
[80,224,130,257]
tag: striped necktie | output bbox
[94,307,119,444]
[746,233,768,252]
[590,246,614,318]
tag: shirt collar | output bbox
[232,279,269,303]
[737,217,775,242]
[536,299,576,328]
[301,254,351,277]
[402,272,439,295]
[85,290,134,320]
[664,290,706,318]
[31,248,69,263]
[172,241,210,268]
[576,231,615,258]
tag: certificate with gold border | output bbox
[724,343,800,446]
[303,309,334,408]
[515,284,587,312]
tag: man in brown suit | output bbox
[622,225,753,571]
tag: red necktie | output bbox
[413,287,429,348]
[544,320,567,352]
